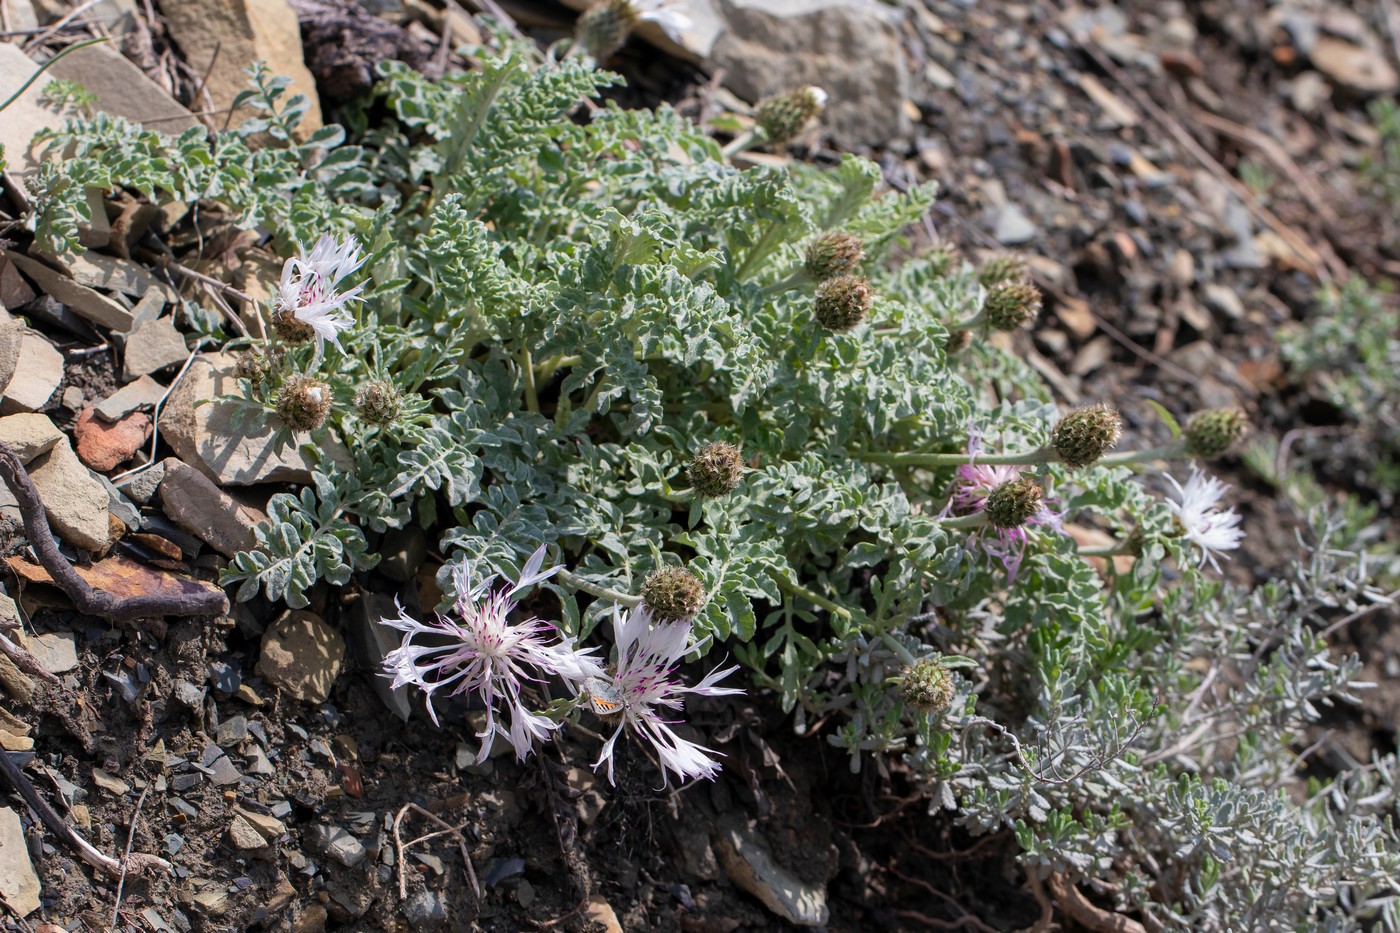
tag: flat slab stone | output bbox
[46,40,200,132]
[122,316,189,380]
[3,252,134,331]
[0,332,63,415]
[159,352,351,486]
[95,375,167,422]
[0,413,64,463]
[27,438,112,551]
[0,806,41,917]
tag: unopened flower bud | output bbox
[977,254,1027,287]
[898,656,955,714]
[689,441,745,498]
[276,374,333,432]
[641,567,706,622]
[984,478,1043,528]
[983,281,1042,331]
[814,274,872,333]
[805,231,864,280]
[1185,409,1249,460]
[575,0,638,60]
[1050,403,1123,468]
[755,86,827,146]
[354,379,401,426]
[235,347,282,386]
[271,307,315,344]
[927,245,958,278]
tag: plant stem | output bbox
[1097,441,1188,466]
[555,568,641,607]
[534,353,581,381]
[721,128,760,159]
[776,575,851,621]
[880,633,918,665]
[1077,544,1128,558]
[940,512,989,530]
[521,346,540,414]
[855,448,1054,468]
[758,267,812,298]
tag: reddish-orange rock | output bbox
[73,405,151,472]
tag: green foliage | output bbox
[25,48,1400,929]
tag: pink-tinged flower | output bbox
[1164,468,1244,572]
[947,431,1061,582]
[277,232,365,358]
[635,0,692,42]
[584,606,742,787]
[379,546,602,762]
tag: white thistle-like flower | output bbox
[1164,468,1244,572]
[635,0,692,42]
[277,232,366,358]
[379,546,602,762]
[584,605,742,787]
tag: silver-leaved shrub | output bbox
[22,37,1400,929]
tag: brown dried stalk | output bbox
[0,441,228,624]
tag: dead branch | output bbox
[1046,873,1148,933]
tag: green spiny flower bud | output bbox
[814,274,873,333]
[641,566,706,622]
[271,308,315,344]
[984,478,1043,529]
[977,253,1027,287]
[898,656,954,714]
[944,329,972,354]
[575,0,638,60]
[755,85,827,146]
[354,379,401,426]
[689,441,745,498]
[1185,408,1249,459]
[235,347,283,387]
[983,281,1042,331]
[1050,403,1123,468]
[804,231,864,280]
[927,244,958,278]
[276,374,333,433]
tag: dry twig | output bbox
[110,786,151,928]
[0,747,171,879]
[1046,873,1148,933]
[0,441,229,624]
[392,801,480,902]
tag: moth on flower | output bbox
[583,605,742,787]
[378,546,602,762]
[1163,468,1244,572]
[274,232,366,364]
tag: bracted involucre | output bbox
[1051,404,1123,468]
[276,374,333,432]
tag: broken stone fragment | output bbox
[256,610,345,703]
[0,806,41,917]
[26,436,112,551]
[0,331,63,416]
[0,413,65,463]
[159,352,351,485]
[2,252,134,331]
[122,315,190,381]
[157,458,265,558]
[74,406,152,472]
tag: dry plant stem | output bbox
[1020,869,1056,933]
[393,802,480,902]
[110,786,150,928]
[20,0,101,52]
[0,441,229,623]
[0,748,171,879]
[0,631,61,686]
[1046,873,1149,933]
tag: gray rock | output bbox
[158,459,264,557]
[403,888,448,926]
[228,814,270,851]
[0,331,63,415]
[123,316,189,381]
[206,752,243,786]
[159,353,352,486]
[61,386,85,411]
[116,460,165,505]
[347,592,412,722]
[216,715,248,746]
[22,631,78,674]
[992,204,1038,245]
[307,823,366,868]
[46,40,199,131]
[0,43,67,174]
[0,806,41,917]
[0,413,64,462]
[64,251,160,298]
[257,610,346,704]
[3,252,134,331]
[174,679,206,711]
[27,437,111,551]
[161,0,323,137]
[95,374,167,422]
[1311,34,1398,95]
[707,0,911,150]
[245,745,276,776]
[380,525,427,581]
[97,474,142,531]
[712,815,829,926]
[0,311,22,393]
